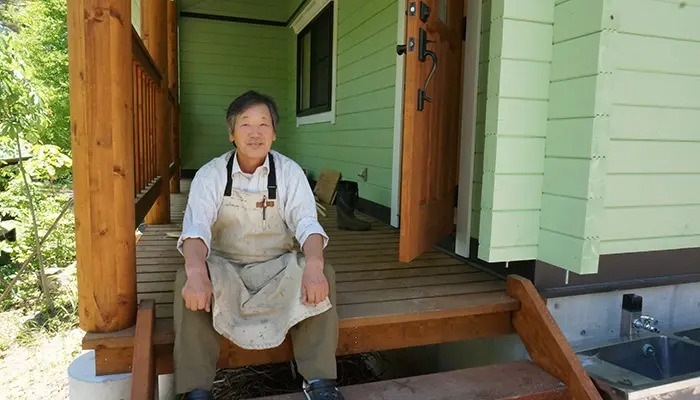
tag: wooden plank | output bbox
[67,0,137,333]
[506,275,602,400]
[93,311,515,376]
[137,272,176,283]
[134,178,163,226]
[142,0,171,225]
[336,264,478,281]
[337,291,516,324]
[337,272,495,292]
[137,279,506,307]
[333,256,458,272]
[252,361,567,400]
[337,280,506,305]
[313,169,341,204]
[130,300,156,400]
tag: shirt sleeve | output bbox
[177,163,223,258]
[283,162,329,250]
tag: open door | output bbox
[399,0,465,262]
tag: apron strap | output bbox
[224,152,277,199]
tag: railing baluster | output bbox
[131,27,166,224]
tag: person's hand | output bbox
[181,264,213,312]
[302,256,328,305]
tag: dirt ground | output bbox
[0,311,82,400]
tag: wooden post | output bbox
[167,0,181,193]
[67,0,137,332]
[142,0,171,224]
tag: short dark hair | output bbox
[226,90,279,132]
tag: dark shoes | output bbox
[303,379,345,400]
[335,181,370,231]
[180,389,214,400]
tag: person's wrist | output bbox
[185,261,208,280]
[305,255,324,272]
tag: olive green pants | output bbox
[173,262,339,394]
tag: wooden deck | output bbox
[84,190,518,375]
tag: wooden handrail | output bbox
[132,27,162,85]
[130,299,156,400]
[506,275,602,400]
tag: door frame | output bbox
[454,0,483,258]
[390,0,483,252]
[390,0,407,228]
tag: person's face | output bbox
[229,103,276,161]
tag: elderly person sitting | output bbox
[174,90,343,400]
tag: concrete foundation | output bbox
[68,351,132,400]
[68,351,175,400]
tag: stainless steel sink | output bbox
[675,328,700,344]
[578,335,700,381]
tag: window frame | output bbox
[290,0,338,126]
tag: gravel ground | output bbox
[0,311,82,400]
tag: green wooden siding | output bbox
[600,0,700,254]
[178,18,294,169]
[477,0,554,261]
[470,0,492,239]
[131,0,141,34]
[536,0,611,274]
[279,0,398,207]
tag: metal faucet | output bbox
[620,294,660,339]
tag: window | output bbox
[292,0,337,125]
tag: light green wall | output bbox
[279,0,398,207]
[537,0,611,274]
[470,0,492,240]
[600,0,700,254]
[131,0,141,34]
[178,18,294,169]
[477,0,554,262]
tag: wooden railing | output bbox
[132,28,164,225]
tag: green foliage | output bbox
[1,0,69,150]
[0,1,76,317]
[0,141,74,311]
[0,33,46,143]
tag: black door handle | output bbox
[396,44,407,55]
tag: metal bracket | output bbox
[420,1,430,22]
[408,2,416,16]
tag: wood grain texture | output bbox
[167,0,181,193]
[399,0,464,262]
[130,300,156,400]
[252,361,567,400]
[67,0,137,333]
[142,0,171,224]
[506,275,601,400]
[91,310,514,376]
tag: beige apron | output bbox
[206,152,331,350]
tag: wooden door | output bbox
[400,0,465,262]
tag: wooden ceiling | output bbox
[178,0,305,22]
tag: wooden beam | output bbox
[134,177,163,225]
[67,0,137,333]
[130,300,156,400]
[142,0,171,224]
[167,0,181,194]
[91,310,514,375]
[506,275,602,400]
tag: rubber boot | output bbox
[335,181,370,231]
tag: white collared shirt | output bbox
[177,149,328,257]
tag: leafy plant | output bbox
[1,0,69,150]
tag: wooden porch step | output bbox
[82,290,519,375]
[249,361,568,400]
